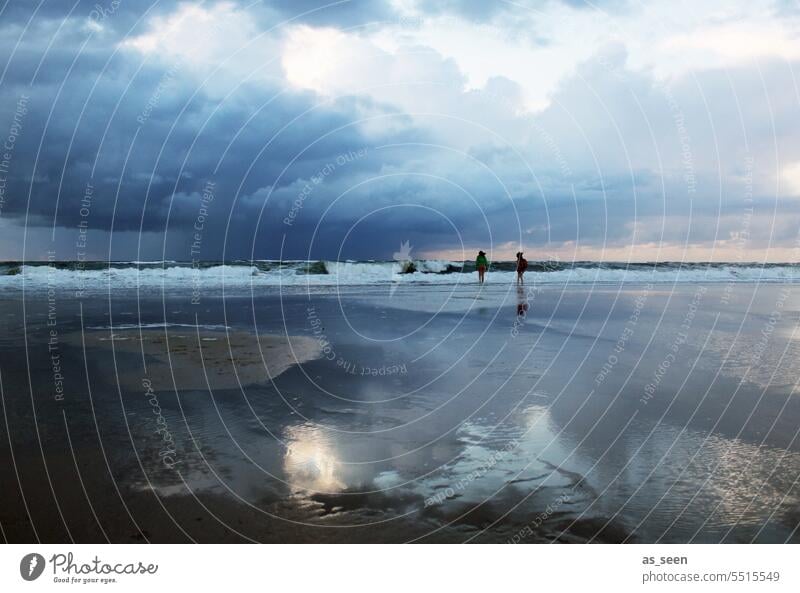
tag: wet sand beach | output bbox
[62,328,322,391]
[1,282,799,543]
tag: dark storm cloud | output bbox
[0,2,431,259]
[0,0,517,260]
[0,67,419,241]
[1,0,799,261]
[236,141,528,259]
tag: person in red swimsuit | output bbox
[516,251,528,285]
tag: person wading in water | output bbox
[476,250,488,284]
[516,251,528,285]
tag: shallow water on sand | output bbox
[1,283,799,542]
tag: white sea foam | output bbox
[1,260,798,293]
[85,322,231,330]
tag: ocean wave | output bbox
[0,260,798,291]
[85,322,231,330]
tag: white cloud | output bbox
[122,2,285,93]
[124,0,800,114]
[663,22,800,66]
[782,161,800,195]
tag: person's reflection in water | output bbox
[516,285,529,317]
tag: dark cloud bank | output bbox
[0,0,797,261]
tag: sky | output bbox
[0,0,799,262]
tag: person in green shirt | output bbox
[476,250,488,284]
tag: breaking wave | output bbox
[1,260,798,291]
